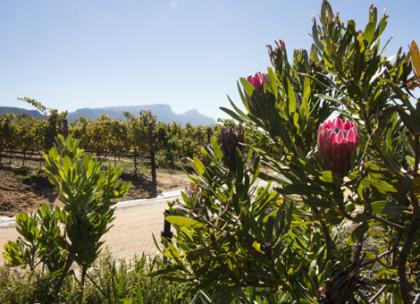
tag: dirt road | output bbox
[0,199,171,266]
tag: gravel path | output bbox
[0,198,176,265]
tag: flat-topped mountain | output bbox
[0,104,215,126]
[0,106,44,118]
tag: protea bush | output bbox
[159,1,420,303]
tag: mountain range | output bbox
[0,104,215,126]
[0,106,45,118]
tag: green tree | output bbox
[0,113,17,164]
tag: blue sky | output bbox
[0,0,419,119]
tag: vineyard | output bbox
[0,108,215,171]
[0,108,217,215]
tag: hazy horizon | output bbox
[1,0,419,119]
[0,103,210,116]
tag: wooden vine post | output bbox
[148,121,157,197]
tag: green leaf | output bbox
[252,240,262,252]
[240,78,255,98]
[135,283,144,304]
[358,175,397,198]
[375,15,388,38]
[165,242,180,260]
[299,77,311,119]
[165,216,204,229]
[370,200,387,215]
[220,107,247,123]
[348,222,369,245]
[319,171,333,183]
[370,178,397,194]
[368,5,377,24]
[228,95,249,120]
[179,226,194,242]
[320,0,333,26]
[293,112,299,129]
[287,78,297,114]
[312,21,323,50]
[210,136,223,160]
[316,94,341,104]
[364,22,375,43]
[193,156,206,175]
[267,68,279,99]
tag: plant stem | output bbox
[398,135,420,303]
[313,207,334,262]
[79,266,87,304]
[54,254,73,300]
[413,293,420,304]
[414,136,419,177]
[204,208,242,286]
[86,271,108,298]
[369,285,386,303]
[398,211,419,304]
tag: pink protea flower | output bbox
[247,72,268,93]
[317,118,359,175]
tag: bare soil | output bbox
[0,169,56,216]
[121,170,189,201]
[0,167,188,216]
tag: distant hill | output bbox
[0,104,215,126]
[0,106,45,118]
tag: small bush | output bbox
[0,254,181,304]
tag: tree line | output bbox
[0,109,215,173]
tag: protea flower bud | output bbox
[218,126,244,169]
[247,72,268,93]
[317,118,359,175]
[267,39,286,73]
